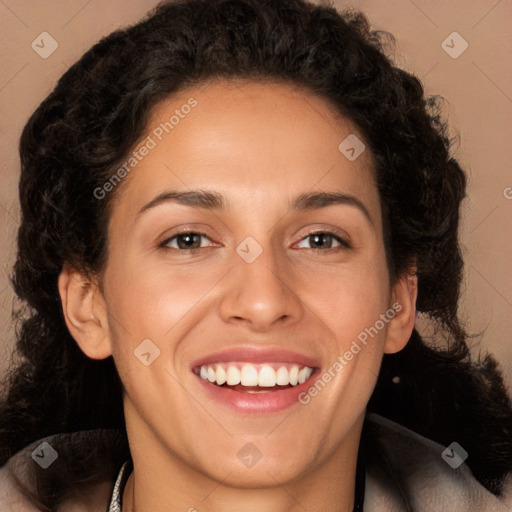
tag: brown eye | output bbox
[296,232,349,250]
[161,232,210,251]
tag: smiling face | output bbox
[59,79,416,501]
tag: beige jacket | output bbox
[1,413,511,511]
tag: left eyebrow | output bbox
[137,189,373,225]
[292,191,372,225]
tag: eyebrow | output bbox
[138,189,372,224]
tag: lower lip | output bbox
[193,368,320,414]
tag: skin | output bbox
[58,79,417,512]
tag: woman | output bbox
[1,0,511,510]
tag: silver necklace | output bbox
[108,460,131,512]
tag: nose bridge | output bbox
[218,234,303,329]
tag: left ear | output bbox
[383,271,418,354]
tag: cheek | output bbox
[303,249,391,394]
[102,257,227,358]
[305,254,390,338]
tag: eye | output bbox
[295,231,350,251]
[158,230,350,253]
[160,232,213,251]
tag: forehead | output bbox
[112,79,381,224]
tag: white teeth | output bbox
[276,366,289,385]
[215,365,226,385]
[226,366,241,385]
[258,365,276,387]
[298,367,309,384]
[289,365,299,386]
[197,362,314,388]
[240,364,259,386]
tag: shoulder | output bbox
[365,413,512,512]
[0,428,128,512]
[0,460,37,512]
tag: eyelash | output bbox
[158,230,351,254]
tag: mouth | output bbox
[191,359,320,414]
[193,362,314,392]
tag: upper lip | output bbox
[191,346,320,370]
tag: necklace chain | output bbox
[108,461,130,511]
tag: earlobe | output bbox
[383,272,418,354]
[57,263,112,360]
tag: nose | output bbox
[218,241,304,331]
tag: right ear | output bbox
[57,263,112,360]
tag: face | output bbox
[62,79,416,488]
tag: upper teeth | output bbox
[197,363,314,387]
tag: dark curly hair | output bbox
[1,0,512,508]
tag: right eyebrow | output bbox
[138,190,224,216]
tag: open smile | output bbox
[192,360,320,414]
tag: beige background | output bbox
[1,0,511,389]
